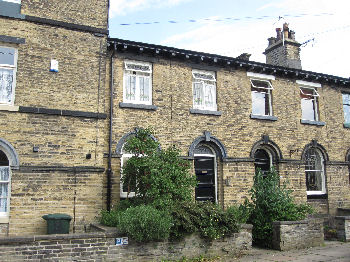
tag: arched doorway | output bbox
[193,144,217,203]
[189,131,227,204]
[250,135,282,175]
[254,148,272,174]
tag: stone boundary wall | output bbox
[272,219,324,251]
[337,208,350,216]
[335,216,350,242]
[0,224,252,261]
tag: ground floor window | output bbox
[304,148,326,195]
[0,150,10,216]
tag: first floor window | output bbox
[192,69,217,111]
[123,60,152,105]
[342,93,350,124]
[300,87,319,121]
[0,46,17,105]
[251,79,273,116]
[305,148,326,195]
[0,150,10,216]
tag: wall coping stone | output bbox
[335,216,350,220]
[240,224,253,230]
[272,220,308,225]
[0,232,113,245]
[90,223,119,233]
[338,208,350,213]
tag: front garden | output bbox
[100,128,316,255]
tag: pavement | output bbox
[224,241,350,262]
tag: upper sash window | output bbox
[123,60,152,105]
[0,47,17,105]
[192,69,217,111]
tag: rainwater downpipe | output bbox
[107,42,116,211]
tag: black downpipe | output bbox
[107,42,116,211]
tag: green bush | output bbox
[99,209,119,227]
[117,205,172,242]
[225,202,251,224]
[170,201,239,240]
[248,168,313,247]
[121,128,197,209]
[114,197,144,212]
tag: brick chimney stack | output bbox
[264,23,302,69]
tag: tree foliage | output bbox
[121,128,197,208]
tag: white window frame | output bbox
[120,151,136,198]
[342,93,350,124]
[305,148,326,195]
[300,86,319,121]
[250,78,273,116]
[0,166,11,222]
[3,0,21,3]
[123,60,152,105]
[192,69,217,111]
[0,46,17,105]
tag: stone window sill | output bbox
[119,102,157,111]
[307,193,328,199]
[190,108,222,116]
[0,216,9,224]
[250,114,277,121]
[0,105,19,112]
[300,119,326,126]
[0,35,25,45]
[0,1,25,19]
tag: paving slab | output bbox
[221,241,350,262]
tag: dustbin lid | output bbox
[42,213,72,220]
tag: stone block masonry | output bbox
[1,0,109,236]
[272,218,324,251]
[21,0,109,29]
[0,224,252,261]
[109,53,350,211]
[335,216,350,242]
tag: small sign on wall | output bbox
[50,59,59,72]
[115,237,128,246]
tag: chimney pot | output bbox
[290,30,296,40]
[268,37,276,46]
[236,53,251,61]
[276,28,282,40]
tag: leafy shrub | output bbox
[170,201,239,240]
[248,168,313,247]
[113,197,144,212]
[225,202,251,224]
[121,128,197,208]
[99,209,119,227]
[117,205,172,242]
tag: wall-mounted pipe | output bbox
[106,42,116,211]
